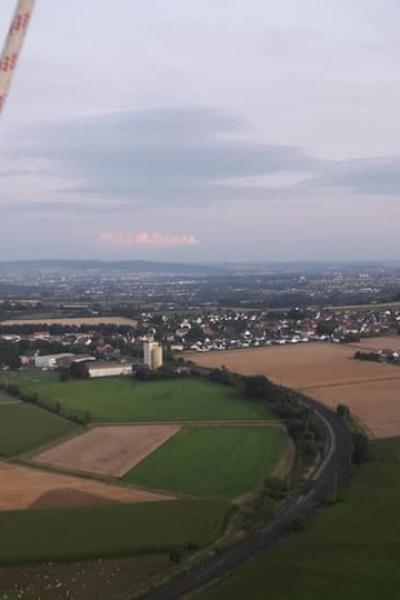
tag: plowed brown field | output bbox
[187,343,400,438]
[32,425,180,478]
[0,461,171,511]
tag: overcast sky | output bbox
[0,0,399,262]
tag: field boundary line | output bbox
[16,426,85,462]
[0,400,22,406]
[92,420,282,428]
[298,374,400,392]
[7,457,181,500]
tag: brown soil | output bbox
[0,461,171,511]
[32,425,181,478]
[187,344,400,439]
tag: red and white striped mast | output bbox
[0,0,36,116]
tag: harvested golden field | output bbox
[351,336,400,351]
[188,344,400,438]
[33,425,181,478]
[0,461,171,511]
[309,380,400,438]
[0,316,137,327]
[189,344,400,388]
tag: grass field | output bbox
[200,438,400,600]
[0,372,269,422]
[124,427,286,498]
[0,499,228,564]
[0,403,79,457]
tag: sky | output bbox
[0,0,399,262]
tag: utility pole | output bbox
[0,0,36,116]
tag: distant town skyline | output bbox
[0,0,399,262]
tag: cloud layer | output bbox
[1,0,400,260]
[4,107,400,214]
[99,231,199,248]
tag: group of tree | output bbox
[0,341,21,370]
[208,369,324,460]
[0,381,90,425]
[354,350,382,363]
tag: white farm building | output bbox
[87,362,133,379]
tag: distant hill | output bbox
[0,260,230,277]
[0,260,398,278]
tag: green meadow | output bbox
[125,426,286,498]
[1,372,269,422]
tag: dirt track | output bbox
[33,425,181,478]
[187,343,400,438]
[0,461,172,511]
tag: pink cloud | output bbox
[99,232,199,248]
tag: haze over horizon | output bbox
[1,0,399,262]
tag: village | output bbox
[1,303,400,376]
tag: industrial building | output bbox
[143,339,164,370]
[34,353,93,370]
[87,361,133,379]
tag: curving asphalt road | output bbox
[142,393,354,600]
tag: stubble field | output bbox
[33,425,181,478]
[351,335,400,351]
[0,461,171,511]
[188,342,400,438]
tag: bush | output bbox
[70,362,89,379]
[209,368,236,387]
[264,477,287,500]
[7,384,20,397]
[243,375,272,399]
[337,404,351,418]
[352,432,369,464]
[169,547,185,564]
[290,514,308,532]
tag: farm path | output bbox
[299,373,400,391]
[272,436,296,479]
[0,399,22,406]
[94,420,282,428]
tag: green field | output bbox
[200,438,400,600]
[0,499,228,564]
[0,403,79,457]
[125,427,286,498]
[0,372,269,422]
